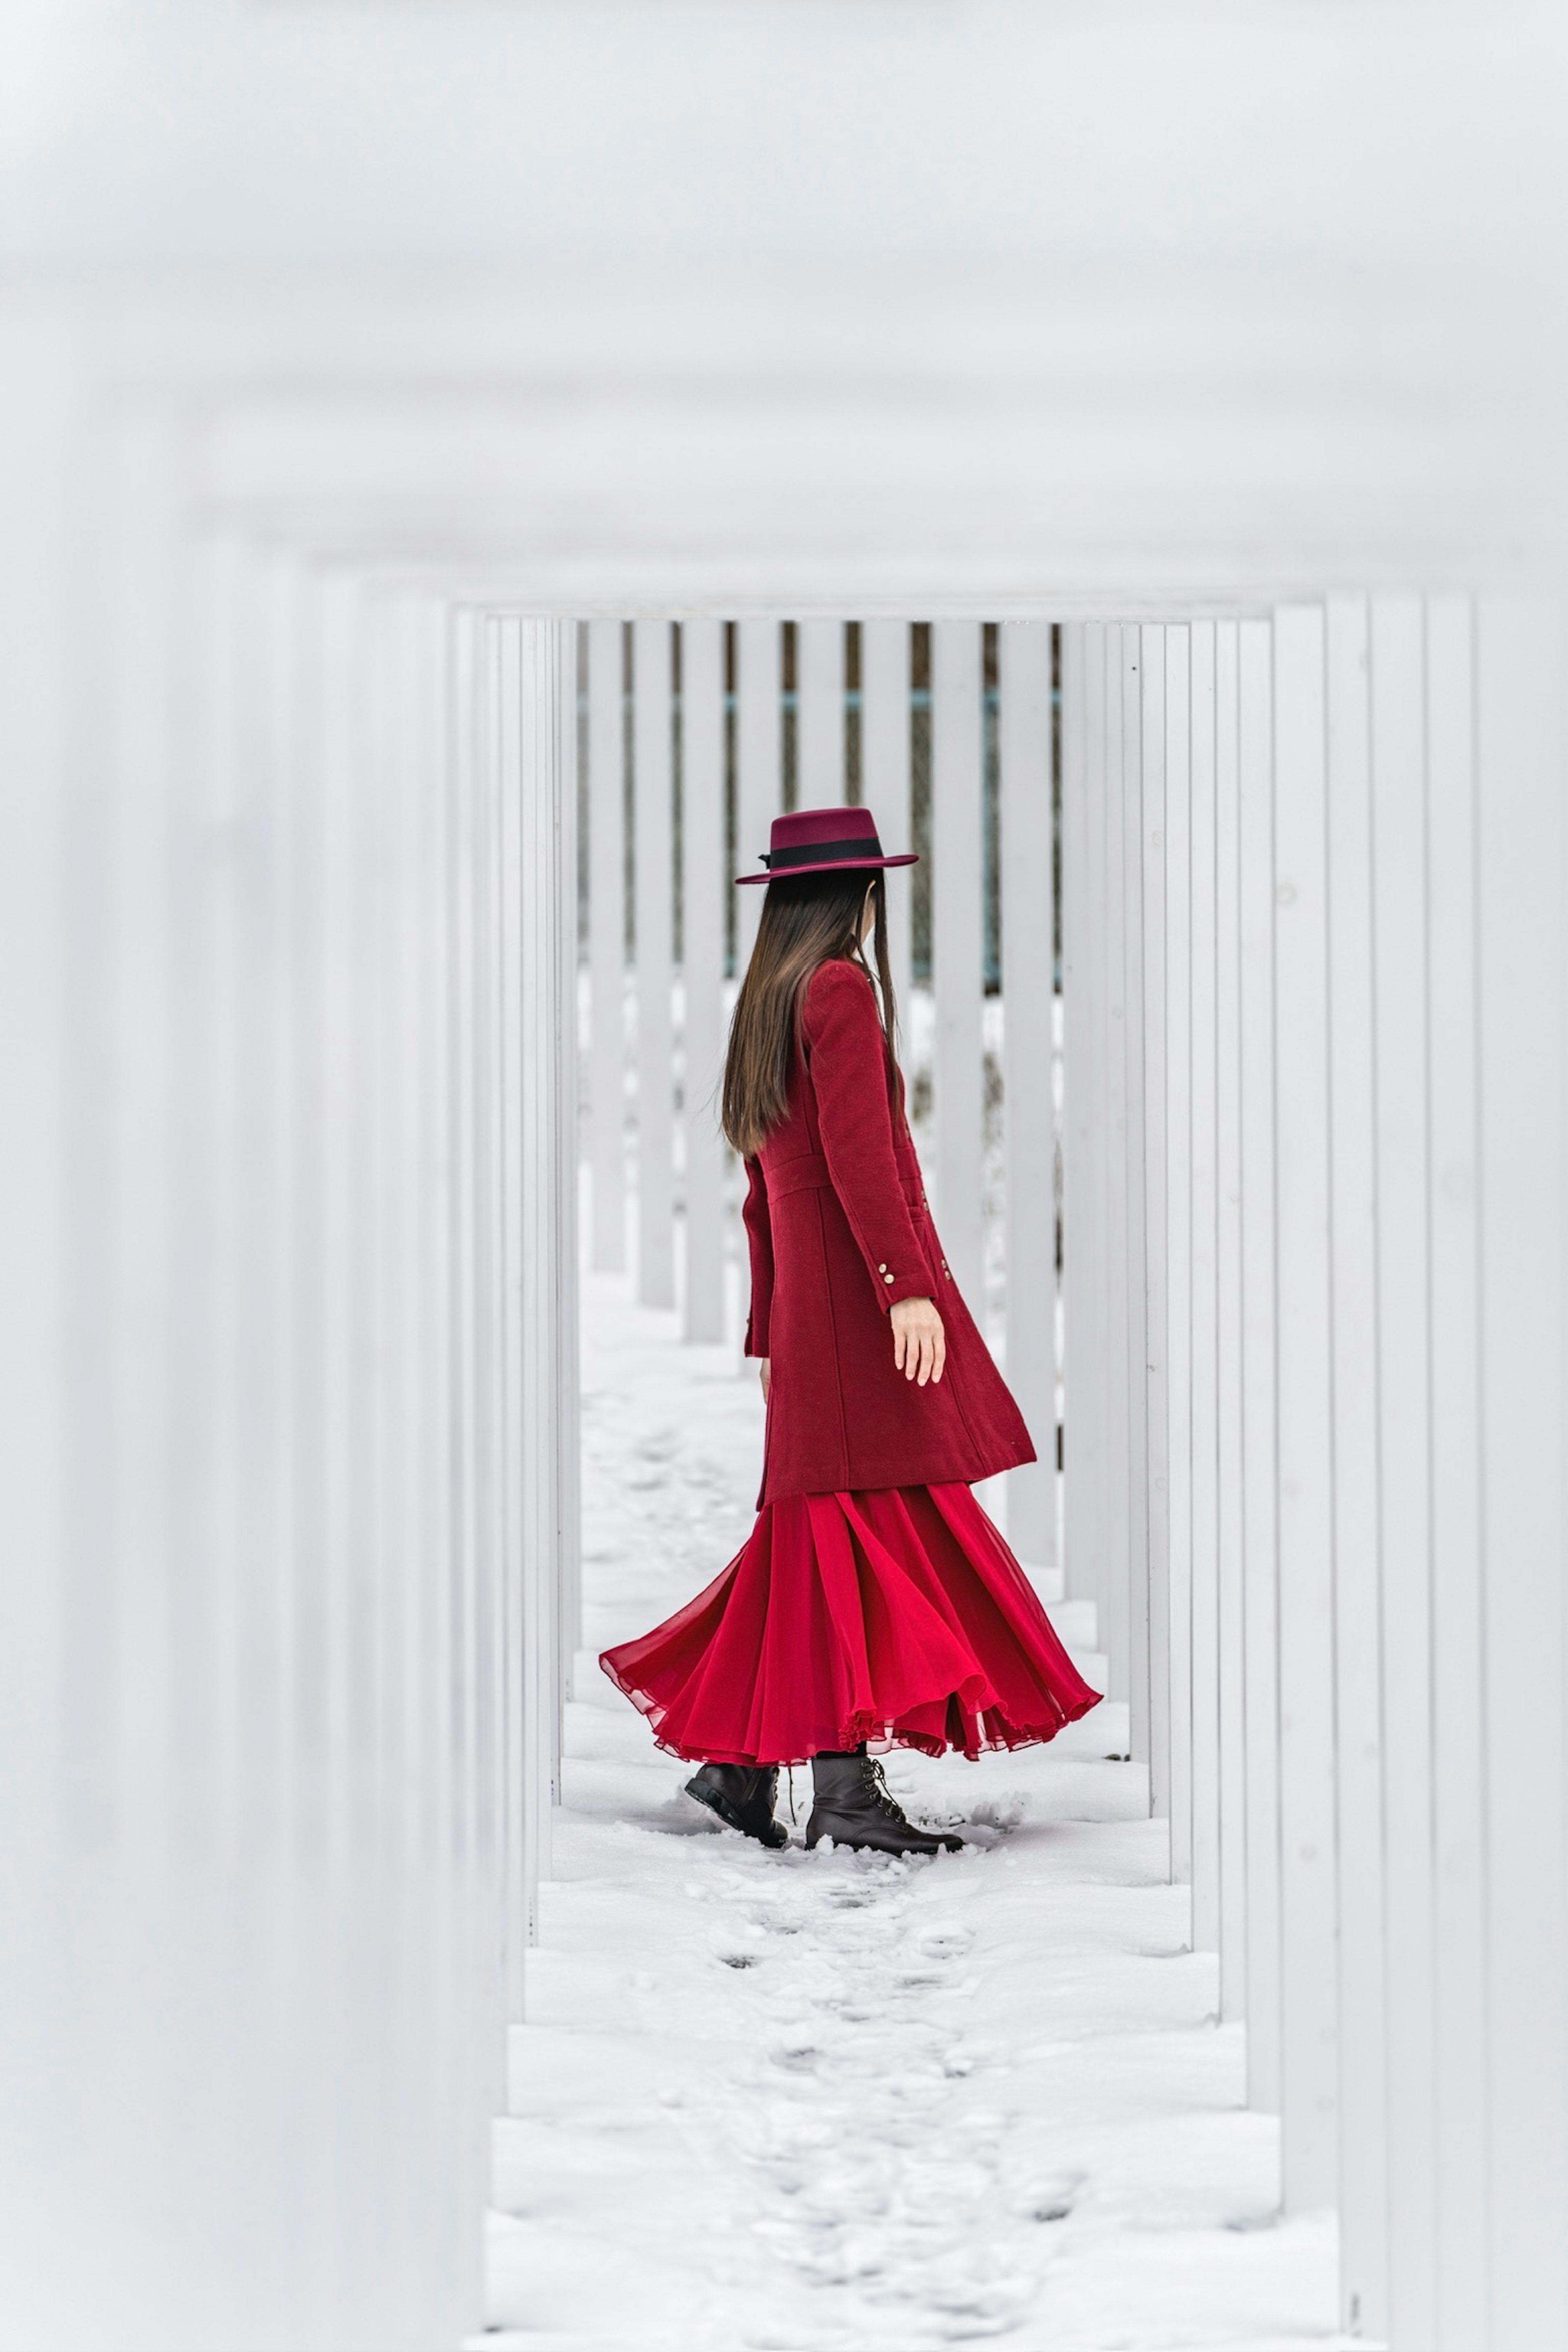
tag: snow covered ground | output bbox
[477,1270,1347,2352]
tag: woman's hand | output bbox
[890,1296,945,1386]
[759,1358,771,1402]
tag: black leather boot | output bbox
[684,1762,789,1849]
[806,1748,964,1856]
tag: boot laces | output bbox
[860,1754,911,1824]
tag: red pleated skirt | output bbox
[599,1481,1102,1768]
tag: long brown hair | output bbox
[722,869,899,1158]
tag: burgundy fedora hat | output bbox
[735,804,919,885]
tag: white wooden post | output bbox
[862,619,914,1020]
[1322,592,1383,2323]
[1164,626,1194,1885]
[999,621,1058,1571]
[1119,625,1149,1753]
[587,618,625,1272]
[1213,621,1247,2016]
[1138,628,1170,1820]
[1237,617,1281,2111]
[1424,595,1486,2348]
[680,619,726,1343]
[633,619,675,1309]
[1474,597,1566,2350]
[931,621,985,1306]
[1271,603,1339,2213]
[554,621,582,1701]
[1101,627,1131,1710]
[735,619,781,971]
[1062,621,1104,1621]
[1188,619,1221,1953]
[796,617,845,804]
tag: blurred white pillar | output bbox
[1425,594,1486,2349]
[1473,596,1566,2350]
[555,621,583,1696]
[1113,626,1144,1729]
[633,619,675,1308]
[999,621,1058,1570]
[1163,626,1194,1884]
[1322,592,1385,2321]
[587,619,625,1272]
[680,619,726,1343]
[1187,619,1220,1954]
[862,619,914,1018]
[931,621,985,1311]
[1237,617,1281,2110]
[1213,620,1246,2017]
[1271,602,1339,2214]
[1139,625,1170,1820]
[796,617,845,804]
[1062,621,1105,1620]
[735,619,781,968]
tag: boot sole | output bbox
[684,1777,788,1849]
[805,1816,961,1857]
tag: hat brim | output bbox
[734,851,919,886]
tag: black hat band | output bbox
[762,831,885,870]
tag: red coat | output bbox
[742,957,1037,1508]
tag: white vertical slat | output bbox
[999,621,1058,1571]
[554,621,582,1706]
[1475,597,1567,2351]
[1213,620,1247,2016]
[1187,619,1220,1952]
[587,618,625,1272]
[1323,592,1384,2316]
[1371,592,1435,2344]
[681,619,726,1344]
[1120,625,1150,1757]
[796,617,845,804]
[1102,627,1131,1711]
[863,619,915,1023]
[1271,602,1340,2214]
[1164,627,1194,1884]
[1140,626,1171,1821]
[633,619,675,1309]
[931,620,985,1306]
[1237,616,1281,2106]
[1425,596,1487,2350]
[735,620,782,972]
[1062,623,1104,1623]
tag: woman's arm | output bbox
[802,960,933,1319]
[741,1154,774,1361]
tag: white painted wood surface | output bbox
[796,617,845,804]
[1187,620,1221,1954]
[862,619,914,1018]
[1062,623,1106,1621]
[1101,628,1131,1708]
[587,619,626,1272]
[931,621,985,1306]
[1163,626,1195,1886]
[1139,626,1171,1821]
[680,620,727,1344]
[1212,620,1246,2016]
[1270,604,1339,2214]
[633,619,675,1310]
[735,619,782,972]
[999,621,1058,1570]
[1118,626,1149,1751]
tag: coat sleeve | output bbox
[801,961,932,1316]
[741,1154,774,1357]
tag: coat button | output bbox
[878,1262,887,1273]
[883,1272,895,1285]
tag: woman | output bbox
[601,804,1100,1856]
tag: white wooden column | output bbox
[1474,596,1566,2350]
[1140,626,1171,1820]
[1163,626,1194,1884]
[1118,624,1148,1742]
[680,619,726,1343]
[862,619,914,1016]
[554,621,582,1701]
[1237,617,1281,2110]
[1424,595,1486,2349]
[735,619,781,967]
[1187,619,1221,1953]
[999,620,1058,1571]
[1213,621,1246,2015]
[1271,603,1339,2214]
[586,618,625,1271]
[796,617,845,804]
[1322,592,1385,2321]
[1062,621,1105,1620]
[931,621,985,1305]
[633,619,675,1309]
[1101,628,1131,1708]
